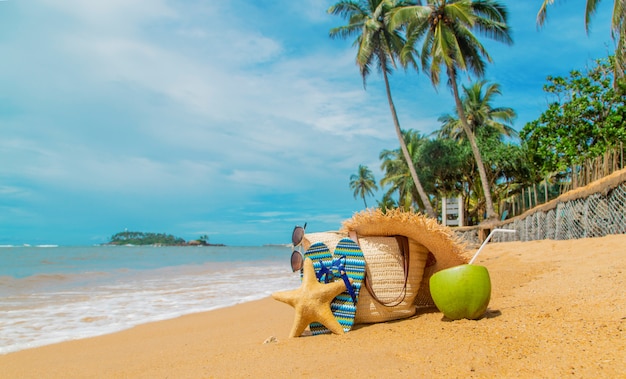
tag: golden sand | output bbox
[1,235,624,378]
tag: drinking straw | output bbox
[469,229,517,264]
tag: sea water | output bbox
[0,245,299,354]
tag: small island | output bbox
[108,231,224,246]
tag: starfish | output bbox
[272,258,352,337]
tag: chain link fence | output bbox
[454,169,626,244]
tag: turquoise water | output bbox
[0,245,299,354]
[0,245,287,278]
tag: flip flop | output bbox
[331,238,366,333]
[302,242,336,335]
[310,238,366,334]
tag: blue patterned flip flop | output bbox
[332,238,366,332]
[302,242,335,335]
[316,238,366,334]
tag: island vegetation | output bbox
[108,231,223,246]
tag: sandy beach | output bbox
[1,234,624,378]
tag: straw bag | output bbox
[303,231,431,323]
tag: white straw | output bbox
[469,229,517,264]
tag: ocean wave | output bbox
[0,260,298,355]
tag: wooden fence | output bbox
[454,167,626,245]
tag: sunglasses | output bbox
[290,223,307,272]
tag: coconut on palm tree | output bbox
[391,0,513,221]
[328,0,438,219]
[350,164,379,208]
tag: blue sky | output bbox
[0,1,617,246]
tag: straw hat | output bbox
[341,208,470,270]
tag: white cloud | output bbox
[0,185,30,197]
[38,0,177,28]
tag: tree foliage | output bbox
[378,126,524,224]
[379,129,431,211]
[438,80,517,141]
[368,56,625,222]
[109,231,186,246]
[350,164,379,208]
[520,57,626,177]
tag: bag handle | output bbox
[349,231,410,307]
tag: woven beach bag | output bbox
[302,209,470,324]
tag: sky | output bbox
[0,1,617,246]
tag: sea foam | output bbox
[0,245,299,354]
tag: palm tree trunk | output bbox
[382,68,437,219]
[448,70,497,221]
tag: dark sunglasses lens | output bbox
[290,251,304,272]
[292,226,305,246]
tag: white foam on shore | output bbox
[0,261,300,355]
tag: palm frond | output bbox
[444,0,474,27]
[357,31,376,84]
[453,25,489,77]
[536,0,555,28]
[585,0,601,32]
[389,4,431,30]
[328,0,366,18]
[329,23,365,40]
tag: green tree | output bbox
[350,164,379,208]
[475,129,532,219]
[377,193,399,212]
[537,0,625,85]
[418,137,466,198]
[438,80,517,141]
[379,129,431,211]
[379,146,415,211]
[328,0,437,218]
[436,79,517,219]
[520,56,626,186]
[109,231,186,245]
[391,0,513,221]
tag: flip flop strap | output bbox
[316,260,333,283]
[330,256,357,303]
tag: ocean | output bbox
[0,244,299,355]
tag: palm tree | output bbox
[379,129,431,211]
[537,0,625,84]
[438,80,517,141]
[391,0,513,221]
[377,193,399,212]
[437,80,519,221]
[328,0,438,219]
[380,146,415,211]
[350,164,379,208]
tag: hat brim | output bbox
[340,208,470,273]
